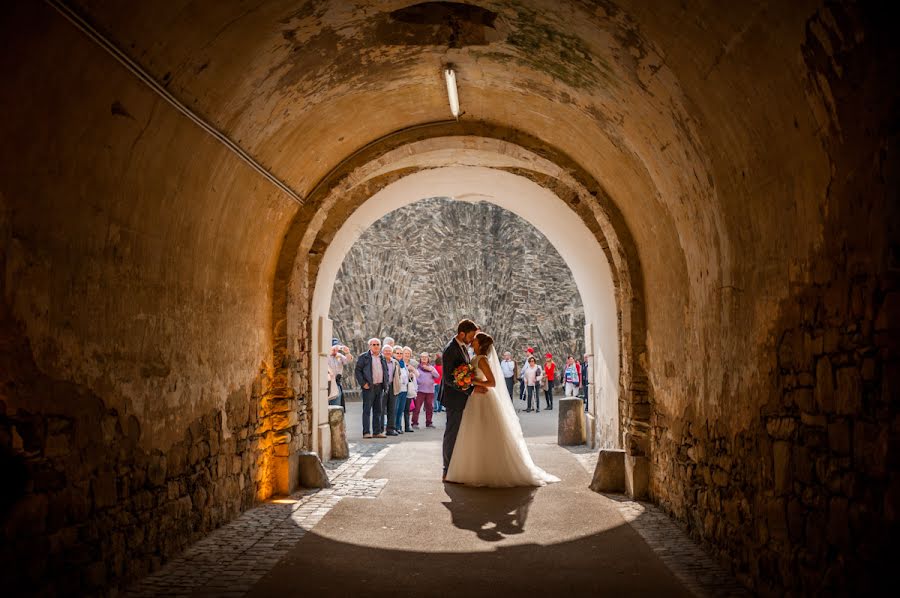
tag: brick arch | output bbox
[267,122,652,498]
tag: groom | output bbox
[441,319,481,482]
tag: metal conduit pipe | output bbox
[44,0,306,206]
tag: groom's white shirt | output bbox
[455,338,470,363]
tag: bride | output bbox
[445,332,560,487]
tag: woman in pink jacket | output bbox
[412,352,440,428]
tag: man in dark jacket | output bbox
[440,319,480,481]
[355,338,389,438]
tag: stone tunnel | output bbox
[0,0,897,596]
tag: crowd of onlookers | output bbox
[327,337,446,438]
[500,348,590,413]
[327,337,590,439]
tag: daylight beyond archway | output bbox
[329,197,585,361]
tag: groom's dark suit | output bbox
[441,337,475,476]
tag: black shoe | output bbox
[386,429,398,436]
[525,409,532,412]
[405,428,414,433]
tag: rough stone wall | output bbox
[0,3,297,595]
[329,197,585,368]
[0,309,260,595]
[648,7,899,595]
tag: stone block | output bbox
[625,454,649,499]
[827,420,851,454]
[815,356,834,411]
[273,453,297,496]
[92,471,117,509]
[147,453,167,487]
[773,441,792,495]
[328,406,349,460]
[834,368,861,415]
[298,451,331,489]
[589,449,625,493]
[766,417,797,440]
[557,398,586,446]
[800,412,826,427]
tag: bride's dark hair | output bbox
[474,332,494,355]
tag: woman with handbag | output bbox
[523,356,542,413]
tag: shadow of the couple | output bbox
[441,484,538,542]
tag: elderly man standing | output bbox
[500,351,517,399]
[355,338,388,439]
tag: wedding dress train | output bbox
[446,347,560,487]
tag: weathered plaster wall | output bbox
[1,0,896,596]
[648,7,900,593]
[1,1,296,594]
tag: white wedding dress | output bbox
[446,347,560,487]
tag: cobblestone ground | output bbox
[126,443,390,597]
[568,447,749,598]
[131,440,746,597]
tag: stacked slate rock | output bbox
[330,197,585,382]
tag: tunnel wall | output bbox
[644,6,899,594]
[0,1,897,596]
[0,2,297,594]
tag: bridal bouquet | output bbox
[452,363,475,390]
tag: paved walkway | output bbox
[128,401,747,597]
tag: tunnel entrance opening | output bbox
[324,194,588,443]
[327,196,586,396]
[271,129,652,499]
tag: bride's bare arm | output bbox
[473,357,496,389]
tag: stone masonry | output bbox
[330,197,585,367]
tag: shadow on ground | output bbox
[248,483,692,598]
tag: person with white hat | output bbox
[327,338,352,412]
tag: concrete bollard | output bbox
[328,405,349,460]
[589,449,626,493]
[557,398,586,446]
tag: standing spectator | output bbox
[542,353,557,410]
[580,353,590,412]
[433,354,444,413]
[413,352,440,428]
[355,338,388,438]
[382,345,400,436]
[327,339,352,411]
[500,351,517,400]
[383,336,396,350]
[519,347,535,402]
[400,346,416,432]
[393,349,409,434]
[522,356,542,412]
[564,355,581,397]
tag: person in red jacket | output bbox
[542,353,557,410]
[433,353,444,412]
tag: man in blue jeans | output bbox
[500,351,517,399]
[354,338,389,439]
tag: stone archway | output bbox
[268,124,652,498]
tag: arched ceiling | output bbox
[4,0,840,431]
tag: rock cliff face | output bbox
[329,198,585,369]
